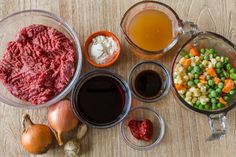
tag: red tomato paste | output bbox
[0,24,76,104]
[128,119,153,141]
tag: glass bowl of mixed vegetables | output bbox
[171,31,236,140]
[171,32,236,114]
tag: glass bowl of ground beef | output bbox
[0,10,82,109]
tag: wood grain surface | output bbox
[0,0,236,157]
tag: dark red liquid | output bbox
[76,76,125,125]
[134,70,162,98]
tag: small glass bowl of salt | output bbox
[84,31,121,68]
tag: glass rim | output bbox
[128,61,171,103]
[120,106,165,151]
[120,0,183,55]
[171,31,236,115]
[0,9,83,109]
[71,69,132,129]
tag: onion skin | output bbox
[48,99,79,146]
[21,114,53,154]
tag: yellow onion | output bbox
[48,99,79,146]
[21,114,53,154]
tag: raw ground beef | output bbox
[0,24,76,104]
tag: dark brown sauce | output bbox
[134,70,162,98]
[76,76,125,125]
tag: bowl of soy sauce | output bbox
[129,61,171,103]
[71,70,132,128]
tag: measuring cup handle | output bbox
[180,21,199,35]
[207,113,227,141]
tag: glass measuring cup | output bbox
[120,1,198,60]
[171,32,236,141]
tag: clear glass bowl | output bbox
[171,32,236,115]
[0,10,83,109]
[120,106,165,151]
[71,69,132,128]
[128,61,171,102]
[171,31,236,140]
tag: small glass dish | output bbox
[71,69,131,128]
[128,61,171,102]
[120,106,165,151]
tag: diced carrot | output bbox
[219,97,227,106]
[190,47,200,56]
[199,75,206,80]
[222,79,234,93]
[199,74,207,83]
[214,77,220,84]
[207,68,217,77]
[200,80,206,83]
[182,58,191,68]
[175,84,183,91]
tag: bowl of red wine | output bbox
[71,70,132,128]
[129,61,171,103]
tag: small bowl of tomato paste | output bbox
[120,106,165,151]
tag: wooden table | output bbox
[1,0,236,156]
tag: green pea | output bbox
[198,104,203,110]
[185,54,190,58]
[187,80,194,87]
[206,85,210,89]
[216,88,221,94]
[194,73,199,78]
[199,64,204,69]
[221,77,225,81]
[216,68,221,74]
[218,82,224,89]
[191,70,195,74]
[217,103,223,109]
[211,98,217,104]
[234,80,236,85]
[188,66,193,72]
[194,79,200,84]
[210,91,217,97]
[229,90,235,95]
[208,88,214,93]
[230,73,236,80]
[200,48,205,54]
[204,55,209,60]
[223,95,230,101]
[224,57,229,63]
[226,64,231,70]
[216,62,223,68]
[206,75,211,80]
[204,105,210,110]
[193,66,201,73]
[209,48,215,54]
[223,71,229,78]
[196,100,201,106]
[208,80,214,86]
[212,104,217,110]
[230,68,235,73]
